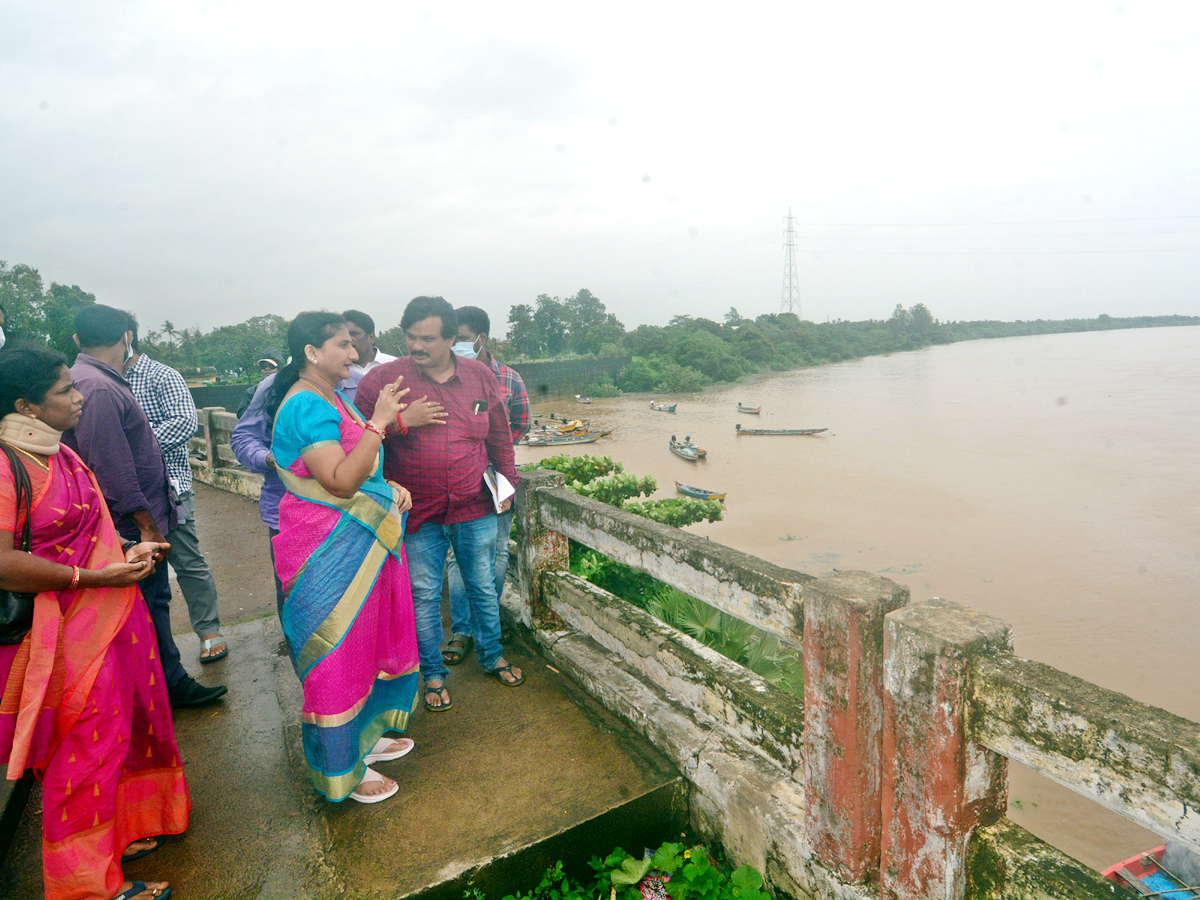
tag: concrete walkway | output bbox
[1,487,683,899]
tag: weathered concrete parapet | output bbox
[881,599,1011,900]
[536,485,811,644]
[972,653,1200,856]
[189,407,264,500]
[511,469,569,626]
[804,571,910,885]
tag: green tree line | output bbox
[5,258,1196,388]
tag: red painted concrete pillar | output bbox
[512,469,569,622]
[881,599,1011,900]
[804,571,909,883]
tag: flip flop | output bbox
[121,836,163,862]
[364,737,414,765]
[349,767,398,804]
[199,636,228,664]
[487,662,526,687]
[110,882,172,900]
[423,684,453,712]
[441,634,474,666]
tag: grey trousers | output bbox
[168,490,223,638]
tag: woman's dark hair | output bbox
[0,347,70,417]
[267,311,346,418]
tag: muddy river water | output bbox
[516,325,1200,869]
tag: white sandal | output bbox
[364,737,414,765]
[349,767,398,804]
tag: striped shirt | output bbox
[126,353,198,495]
[489,356,531,443]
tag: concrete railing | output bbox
[185,418,1199,900]
[509,469,1197,900]
[189,407,264,499]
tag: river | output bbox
[516,324,1200,870]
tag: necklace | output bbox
[299,377,337,404]
[2,441,50,473]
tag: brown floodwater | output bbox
[516,325,1200,870]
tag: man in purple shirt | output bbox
[355,296,522,713]
[229,373,287,619]
[65,304,226,708]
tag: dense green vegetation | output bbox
[4,258,1196,387]
[497,841,771,900]
[525,454,803,694]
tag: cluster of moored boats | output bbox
[521,401,828,503]
[518,413,612,446]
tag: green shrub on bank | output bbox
[498,842,772,900]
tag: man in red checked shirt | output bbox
[355,296,523,714]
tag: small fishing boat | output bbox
[675,481,726,501]
[669,434,707,461]
[736,423,827,436]
[737,403,762,415]
[1103,846,1198,900]
[650,401,677,413]
[520,431,610,446]
[575,395,593,404]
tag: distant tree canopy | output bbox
[4,258,1197,387]
[506,289,625,358]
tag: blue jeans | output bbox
[404,514,502,682]
[447,507,513,639]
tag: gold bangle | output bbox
[66,565,81,592]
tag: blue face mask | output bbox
[452,338,480,360]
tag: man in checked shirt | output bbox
[355,296,523,713]
[125,318,229,665]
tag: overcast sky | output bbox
[2,0,1198,337]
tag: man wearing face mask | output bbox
[65,304,228,708]
[440,306,531,667]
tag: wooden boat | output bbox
[520,430,610,446]
[675,481,725,501]
[669,435,707,461]
[650,401,677,412]
[1103,846,1198,900]
[737,404,762,415]
[575,395,593,404]
[736,423,827,436]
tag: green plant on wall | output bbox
[525,454,802,695]
[498,842,772,900]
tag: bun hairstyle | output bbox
[267,311,346,419]
[0,347,70,416]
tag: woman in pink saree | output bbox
[0,348,187,900]
[268,311,420,804]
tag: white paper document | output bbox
[484,466,516,513]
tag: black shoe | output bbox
[168,675,228,709]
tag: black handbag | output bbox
[0,442,35,644]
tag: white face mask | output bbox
[452,337,481,360]
[124,335,135,363]
[0,325,6,350]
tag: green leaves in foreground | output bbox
[497,842,771,900]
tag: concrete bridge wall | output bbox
[189,409,1200,900]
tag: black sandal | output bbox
[488,663,526,687]
[423,684,453,712]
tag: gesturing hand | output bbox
[401,396,448,428]
[371,376,411,432]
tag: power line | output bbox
[795,213,1200,227]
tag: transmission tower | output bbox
[780,208,801,317]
